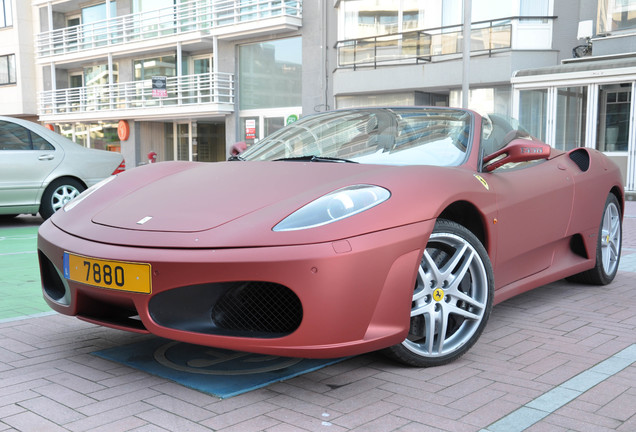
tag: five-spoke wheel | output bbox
[385,219,494,367]
[568,193,622,285]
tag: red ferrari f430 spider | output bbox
[38,107,623,367]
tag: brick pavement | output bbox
[1,202,635,431]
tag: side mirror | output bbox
[483,139,551,172]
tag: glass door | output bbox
[598,84,631,152]
[555,86,587,151]
[518,88,548,142]
[176,123,191,161]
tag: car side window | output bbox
[0,120,54,151]
[0,120,32,150]
[31,131,55,150]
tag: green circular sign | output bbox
[286,114,299,125]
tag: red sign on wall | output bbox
[245,119,256,140]
[118,120,130,141]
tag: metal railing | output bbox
[36,0,302,58]
[39,72,234,115]
[337,16,555,69]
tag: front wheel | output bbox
[567,193,622,285]
[384,219,494,367]
[39,178,85,220]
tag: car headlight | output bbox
[273,185,391,232]
[64,175,117,212]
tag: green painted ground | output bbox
[0,226,51,320]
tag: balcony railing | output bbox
[36,0,302,58]
[337,16,556,69]
[39,72,234,116]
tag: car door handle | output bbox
[38,154,55,161]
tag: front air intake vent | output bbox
[212,282,302,335]
[569,149,590,172]
[149,282,303,338]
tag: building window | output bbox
[133,0,173,12]
[84,63,118,86]
[0,54,16,85]
[238,37,302,110]
[341,0,425,39]
[597,84,631,152]
[520,0,549,16]
[598,0,636,33]
[555,86,587,151]
[449,87,511,116]
[518,89,548,142]
[0,0,12,28]
[134,55,176,80]
[82,1,117,23]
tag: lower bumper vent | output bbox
[212,282,303,334]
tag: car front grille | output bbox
[212,282,303,334]
[149,281,303,338]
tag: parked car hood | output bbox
[50,161,490,248]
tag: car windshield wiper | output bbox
[228,154,245,161]
[273,155,358,163]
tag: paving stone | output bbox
[1,202,636,431]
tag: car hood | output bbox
[51,161,486,248]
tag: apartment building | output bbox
[1,0,37,119]
[30,0,636,190]
[33,0,330,166]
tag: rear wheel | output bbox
[384,219,494,367]
[567,194,622,285]
[39,178,85,220]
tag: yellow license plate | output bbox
[64,252,152,294]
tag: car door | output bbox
[485,159,575,289]
[0,120,62,210]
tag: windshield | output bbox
[240,108,473,166]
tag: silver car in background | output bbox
[0,116,125,219]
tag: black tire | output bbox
[384,219,494,367]
[39,178,85,220]
[567,194,622,285]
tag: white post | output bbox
[108,53,114,109]
[213,35,219,102]
[46,1,54,56]
[462,0,471,109]
[177,41,182,105]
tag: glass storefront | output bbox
[238,37,302,145]
[238,37,302,111]
[513,71,636,190]
[57,120,226,164]
[58,121,120,151]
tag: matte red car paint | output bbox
[38,218,432,358]
[37,108,625,360]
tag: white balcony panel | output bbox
[512,21,553,50]
[38,73,234,122]
[213,15,302,40]
[36,0,302,60]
